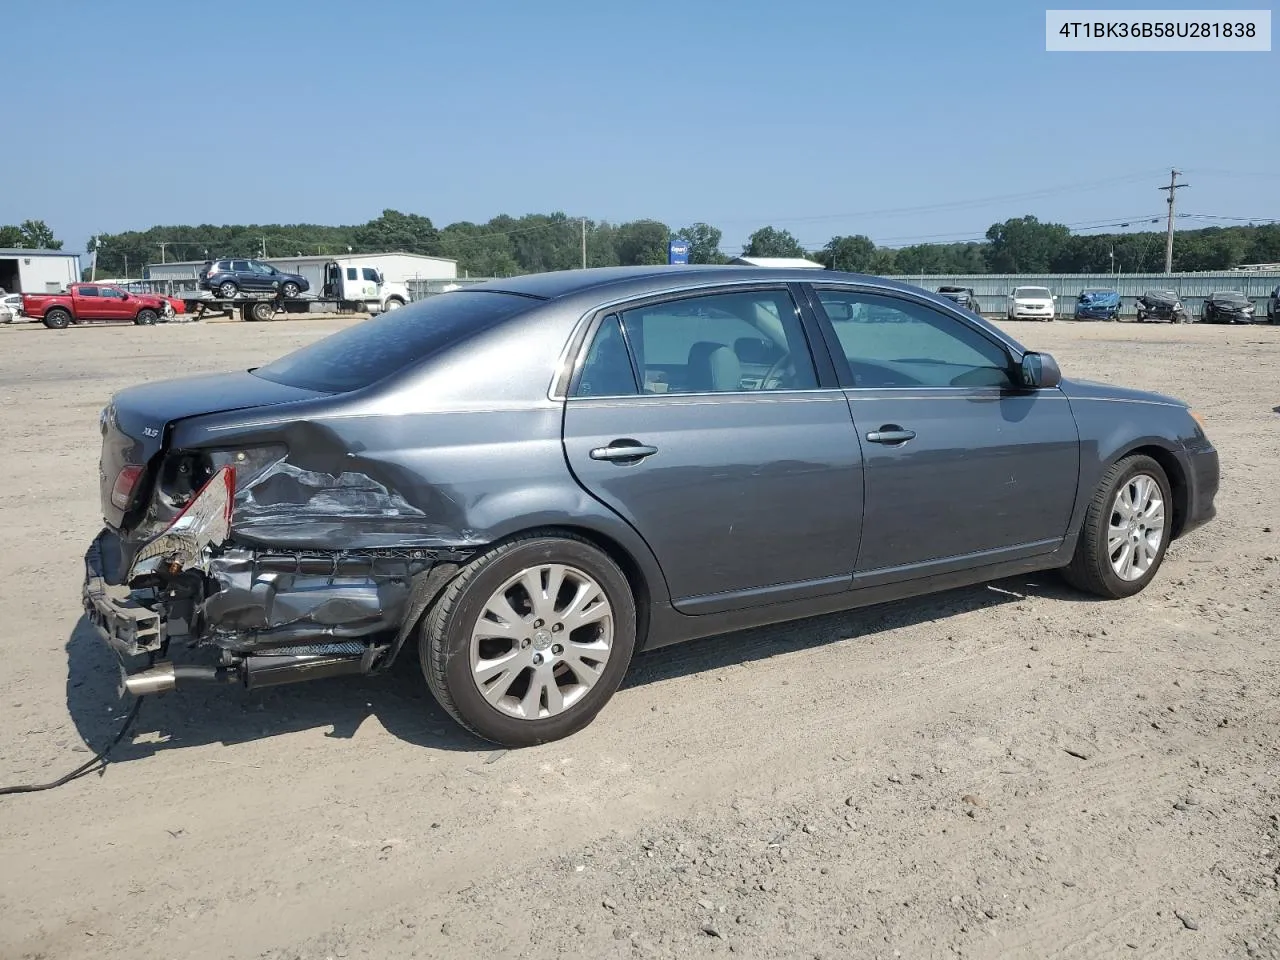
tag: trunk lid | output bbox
[100,371,324,530]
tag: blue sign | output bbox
[668,239,690,265]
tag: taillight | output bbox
[111,464,145,509]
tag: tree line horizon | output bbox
[5,212,1278,280]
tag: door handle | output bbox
[865,426,916,444]
[589,440,658,463]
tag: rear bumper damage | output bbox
[82,465,470,696]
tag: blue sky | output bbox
[3,0,1275,256]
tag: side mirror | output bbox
[1020,351,1061,389]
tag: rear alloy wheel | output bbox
[1062,454,1172,599]
[135,309,158,325]
[420,533,636,746]
[251,301,275,322]
[43,308,72,329]
[280,282,300,299]
[218,281,238,298]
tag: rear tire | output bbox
[218,281,238,298]
[135,309,158,325]
[250,301,275,322]
[43,308,72,329]
[419,532,637,747]
[384,297,404,311]
[1061,454,1172,599]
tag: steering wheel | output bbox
[761,350,792,390]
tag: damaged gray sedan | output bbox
[85,266,1219,746]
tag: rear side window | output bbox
[216,261,231,271]
[252,291,533,393]
[78,286,99,297]
[347,267,358,281]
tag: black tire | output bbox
[251,301,275,322]
[43,308,72,329]
[218,280,238,298]
[1061,454,1172,599]
[281,282,300,299]
[135,309,158,325]
[384,297,404,311]
[419,531,637,747]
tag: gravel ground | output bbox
[0,315,1276,960]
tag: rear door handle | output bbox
[865,426,916,444]
[589,440,658,463]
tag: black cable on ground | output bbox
[0,696,145,796]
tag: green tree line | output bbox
[21,211,1280,279]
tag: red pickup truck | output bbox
[23,283,179,330]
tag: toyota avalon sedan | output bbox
[84,266,1219,747]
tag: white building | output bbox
[0,248,82,294]
[145,251,457,287]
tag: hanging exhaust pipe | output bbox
[122,661,229,696]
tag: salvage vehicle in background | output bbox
[1200,290,1256,324]
[1007,286,1056,321]
[935,286,981,314]
[2,293,24,320]
[198,258,310,299]
[1073,288,1120,321]
[1135,290,1191,323]
[23,283,175,329]
[84,265,1219,747]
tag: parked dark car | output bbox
[84,266,1219,746]
[936,286,981,314]
[1200,290,1255,324]
[1074,288,1121,321]
[1135,290,1190,324]
[198,258,310,299]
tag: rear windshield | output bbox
[251,291,533,393]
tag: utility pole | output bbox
[90,237,99,281]
[260,236,267,258]
[155,241,170,264]
[1159,168,1187,274]
[581,218,587,270]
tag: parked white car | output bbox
[2,293,23,320]
[1007,286,1057,321]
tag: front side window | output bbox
[249,261,274,274]
[816,290,1014,389]
[362,268,380,282]
[575,289,817,396]
[100,287,122,299]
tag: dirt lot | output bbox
[0,315,1277,960]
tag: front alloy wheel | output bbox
[1062,454,1172,598]
[420,532,636,746]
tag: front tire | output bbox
[1061,454,1172,599]
[281,282,300,299]
[419,532,637,747]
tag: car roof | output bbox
[464,265,933,302]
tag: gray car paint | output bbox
[93,265,1219,663]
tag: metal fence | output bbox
[407,271,1280,319]
[892,272,1280,319]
